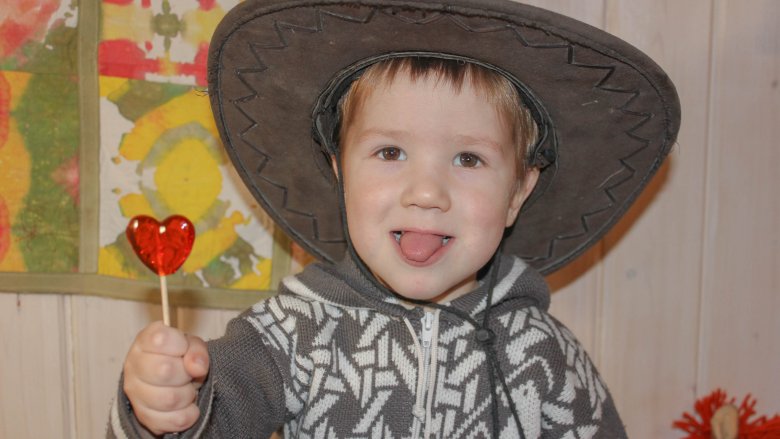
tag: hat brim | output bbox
[208,0,680,275]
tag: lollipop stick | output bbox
[160,275,171,326]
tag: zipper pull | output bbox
[421,311,434,348]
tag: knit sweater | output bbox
[108,254,626,438]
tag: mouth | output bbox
[391,230,453,265]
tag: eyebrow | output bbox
[351,128,410,144]
[452,134,504,153]
[350,129,505,152]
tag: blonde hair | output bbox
[338,57,538,178]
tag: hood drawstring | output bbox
[426,249,526,439]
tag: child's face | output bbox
[338,72,538,303]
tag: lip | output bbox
[390,229,453,267]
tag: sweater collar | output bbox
[282,253,550,321]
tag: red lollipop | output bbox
[126,215,195,325]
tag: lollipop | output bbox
[126,215,195,326]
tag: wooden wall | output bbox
[1,0,778,437]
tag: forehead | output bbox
[348,70,512,141]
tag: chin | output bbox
[387,277,473,303]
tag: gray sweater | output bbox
[108,255,626,438]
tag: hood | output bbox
[280,253,550,322]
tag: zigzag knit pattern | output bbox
[109,256,627,438]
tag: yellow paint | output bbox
[231,258,273,290]
[182,211,245,273]
[100,76,129,99]
[154,136,222,221]
[159,56,177,77]
[120,91,218,161]
[101,3,154,42]
[98,245,135,278]
[182,6,227,47]
[0,119,31,271]
[6,72,30,109]
[118,193,154,218]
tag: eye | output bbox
[376,147,406,161]
[454,152,482,168]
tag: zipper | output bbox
[413,311,435,438]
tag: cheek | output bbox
[461,190,516,249]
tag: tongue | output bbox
[399,232,443,262]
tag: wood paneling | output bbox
[599,1,713,436]
[70,295,162,439]
[699,0,780,409]
[0,294,73,438]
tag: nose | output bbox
[400,166,451,211]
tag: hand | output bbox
[123,321,210,435]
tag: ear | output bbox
[330,154,339,180]
[505,167,540,227]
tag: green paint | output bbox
[152,0,185,53]
[109,80,189,122]
[1,22,79,75]
[224,238,258,277]
[202,257,234,288]
[13,73,80,272]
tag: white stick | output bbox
[160,275,170,326]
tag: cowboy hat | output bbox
[207,0,680,274]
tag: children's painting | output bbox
[0,1,79,272]
[0,0,282,297]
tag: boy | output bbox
[109,1,679,438]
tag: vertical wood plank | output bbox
[70,295,162,439]
[700,0,780,409]
[600,0,712,436]
[0,293,73,439]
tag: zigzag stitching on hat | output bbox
[230,11,384,248]
[527,50,654,266]
[446,16,573,52]
[231,8,384,248]
[230,4,658,261]
[228,109,339,247]
[378,9,443,24]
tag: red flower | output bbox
[673,389,780,438]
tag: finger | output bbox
[183,335,210,381]
[126,351,192,387]
[136,321,189,356]
[133,402,201,435]
[125,379,198,413]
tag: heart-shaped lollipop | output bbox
[126,215,195,325]
[126,215,195,275]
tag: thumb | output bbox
[183,334,210,382]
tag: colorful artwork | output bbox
[0,1,79,74]
[99,0,240,86]
[0,0,287,302]
[97,77,275,291]
[0,0,81,273]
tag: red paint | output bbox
[126,215,195,276]
[98,40,162,80]
[52,155,80,205]
[198,0,216,11]
[0,0,59,57]
[175,43,209,86]
[102,0,134,5]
